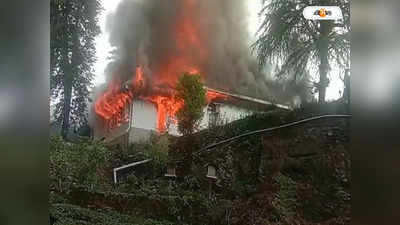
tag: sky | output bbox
[93,0,343,101]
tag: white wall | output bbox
[171,103,254,134]
[220,104,253,122]
[130,99,181,136]
[198,107,210,130]
[131,99,157,131]
[198,103,254,129]
[124,100,256,143]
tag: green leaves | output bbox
[49,136,112,192]
[50,203,176,225]
[253,0,350,102]
[175,73,207,135]
[50,0,101,134]
[272,173,299,222]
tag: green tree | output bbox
[50,0,102,139]
[253,0,350,103]
[175,73,207,135]
[175,73,207,174]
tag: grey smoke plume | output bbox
[103,0,311,106]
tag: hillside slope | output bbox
[50,102,350,225]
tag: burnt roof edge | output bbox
[204,86,291,110]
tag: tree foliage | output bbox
[253,0,350,103]
[50,0,102,139]
[49,135,111,192]
[175,73,207,135]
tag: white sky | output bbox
[94,0,343,101]
[93,0,122,85]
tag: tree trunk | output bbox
[182,134,194,176]
[318,53,328,104]
[343,69,350,105]
[61,75,72,140]
[318,21,332,104]
[61,1,72,140]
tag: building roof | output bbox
[204,87,291,110]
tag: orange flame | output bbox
[206,90,229,102]
[95,0,228,133]
[133,66,144,87]
[153,0,207,87]
[95,67,145,131]
[145,89,228,132]
[95,80,133,130]
[96,76,229,133]
[143,95,184,133]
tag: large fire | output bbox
[143,95,183,133]
[95,66,143,131]
[95,0,229,133]
[94,80,132,128]
[95,67,228,133]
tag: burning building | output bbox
[91,0,295,146]
[92,66,289,146]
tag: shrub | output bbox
[272,173,299,223]
[50,203,177,225]
[175,73,207,135]
[50,135,112,192]
[146,134,169,165]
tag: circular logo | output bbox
[318,8,327,17]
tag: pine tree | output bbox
[50,0,101,139]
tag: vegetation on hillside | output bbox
[50,103,350,225]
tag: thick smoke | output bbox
[103,0,310,106]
